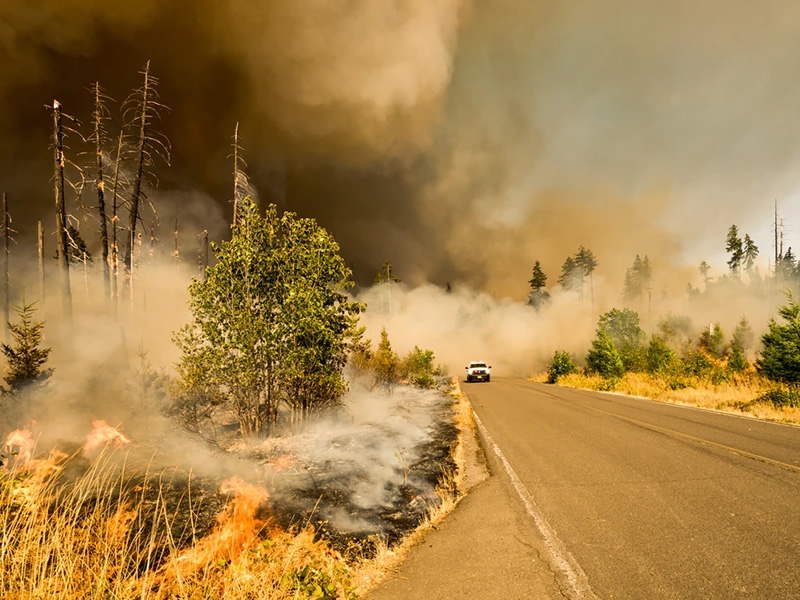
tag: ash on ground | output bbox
[239,384,459,556]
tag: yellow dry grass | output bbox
[0,447,357,600]
[549,371,800,425]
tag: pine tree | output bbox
[1,302,53,394]
[527,260,550,309]
[586,329,624,379]
[743,234,759,273]
[756,293,800,382]
[374,260,401,284]
[558,256,579,291]
[726,225,744,278]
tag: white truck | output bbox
[465,361,491,383]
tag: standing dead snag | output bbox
[122,61,170,298]
[52,100,73,322]
[90,83,112,301]
[110,129,124,307]
[38,221,45,318]
[231,123,253,225]
[1,193,8,341]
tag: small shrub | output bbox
[757,387,800,408]
[547,350,576,383]
[401,346,439,388]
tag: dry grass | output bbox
[0,381,472,599]
[0,446,357,600]
[549,371,800,425]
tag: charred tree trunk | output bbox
[199,229,209,279]
[53,100,72,322]
[174,216,179,266]
[93,83,111,301]
[125,61,152,296]
[233,122,240,225]
[110,130,123,311]
[38,221,45,318]
[1,193,8,340]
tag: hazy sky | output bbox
[1,0,799,297]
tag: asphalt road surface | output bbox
[465,378,800,599]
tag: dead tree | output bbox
[38,221,45,318]
[52,100,73,322]
[173,216,179,266]
[198,229,209,279]
[122,61,170,298]
[231,123,253,225]
[109,129,124,306]
[90,83,113,300]
[1,193,8,340]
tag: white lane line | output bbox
[473,411,598,600]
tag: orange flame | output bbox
[162,477,270,582]
[85,420,131,451]
[3,428,36,466]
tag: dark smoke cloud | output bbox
[2,0,800,297]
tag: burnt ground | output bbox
[242,384,460,557]
[16,384,459,564]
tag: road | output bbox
[465,378,800,599]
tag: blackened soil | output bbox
[267,393,459,558]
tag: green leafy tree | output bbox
[598,308,646,371]
[756,292,800,382]
[726,225,744,278]
[1,302,52,394]
[547,350,576,383]
[586,329,624,379]
[527,260,550,309]
[731,317,754,358]
[400,346,440,388]
[172,198,361,437]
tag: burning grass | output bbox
[543,371,800,425]
[0,382,467,599]
[0,446,358,599]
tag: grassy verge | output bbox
[533,370,800,426]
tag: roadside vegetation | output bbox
[540,296,800,425]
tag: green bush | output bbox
[757,387,800,408]
[646,336,677,374]
[401,346,439,388]
[547,350,576,383]
[586,329,625,379]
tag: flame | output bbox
[161,477,270,582]
[85,420,131,451]
[3,427,37,466]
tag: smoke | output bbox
[2,0,800,298]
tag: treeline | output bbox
[526,224,780,308]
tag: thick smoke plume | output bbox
[3,1,800,296]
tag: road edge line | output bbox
[473,411,598,600]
